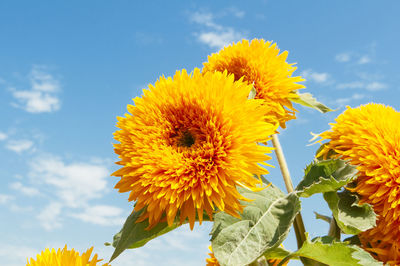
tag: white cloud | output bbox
[336,81,387,91]
[11,66,61,113]
[191,12,221,30]
[335,50,373,65]
[190,11,245,50]
[301,69,330,83]
[0,194,13,205]
[29,155,110,208]
[30,67,60,92]
[225,7,245,18]
[366,81,386,91]
[0,243,38,266]
[10,182,40,196]
[0,132,7,141]
[5,139,34,154]
[37,202,63,231]
[70,205,124,226]
[335,53,351,62]
[358,55,371,64]
[336,81,364,90]
[334,93,366,107]
[197,29,244,49]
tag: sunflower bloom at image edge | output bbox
[317,103,400,265]
[26,245,108,266]
[112,68,277,229]
[203,38,305,128]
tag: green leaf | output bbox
[211,185,301,266]
[343,235,361,246]
[109,208,180,262]
[295,159,358,198]
[323,190,376,235]
[263,246,292,260]
[279,234,382,266]
[290,92,333,113]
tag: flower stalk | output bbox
[271,134,307,248]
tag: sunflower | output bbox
[203,39,305,128]
[113,69,276,229]
[26,245,108,266]
[317,103,400,264]
[358,219,400,265]
[206,246,220,266]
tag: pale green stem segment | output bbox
[271,134,307,249]
[328,216,341,240]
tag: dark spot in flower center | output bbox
[177,131,195,147]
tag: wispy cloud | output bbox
[0,243,38,266]
[5,139,34,154]
[37,202,63,231]
[358,55,371,65]
[29,155,110,208]
[336,81,387,91]
[335,43,376,65]
[0,194,13,205]
[333,93,366,108]
[190,11,245,50]
[301,69,330,83]
[197,29,244,49]
[0,132,7,141]
[335,53,351,63]
[10,66,61,113]
[10,182,40,196]
[20,154,118,230]
[70,205,125,226]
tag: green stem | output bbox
[328,217,341,240]
[271,134,307,248]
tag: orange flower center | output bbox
[176,130,196,147]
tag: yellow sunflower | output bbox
[359,219,400,265]
[203,39,305,128]
[113,69,276,229]
[26,245,108,266]
[317,103,400,264]
[206,246,220,266]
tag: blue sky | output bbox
[0,1,399,265]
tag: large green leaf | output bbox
[323,190,376,235]
[290,92,333,113]
[295,159,358,198]
[278,235,382,266]
[211,185,301,266]
[109,208,180,262]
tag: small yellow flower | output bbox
[113,69,276,230]
[317,103,400,265]
[26,245,108,266]
[203,39,304,128]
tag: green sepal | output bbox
[295,159,358,198]
[323,190,376,235]
[211,185,301,266]
[290,92,334,113]
[278,234,382,266]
